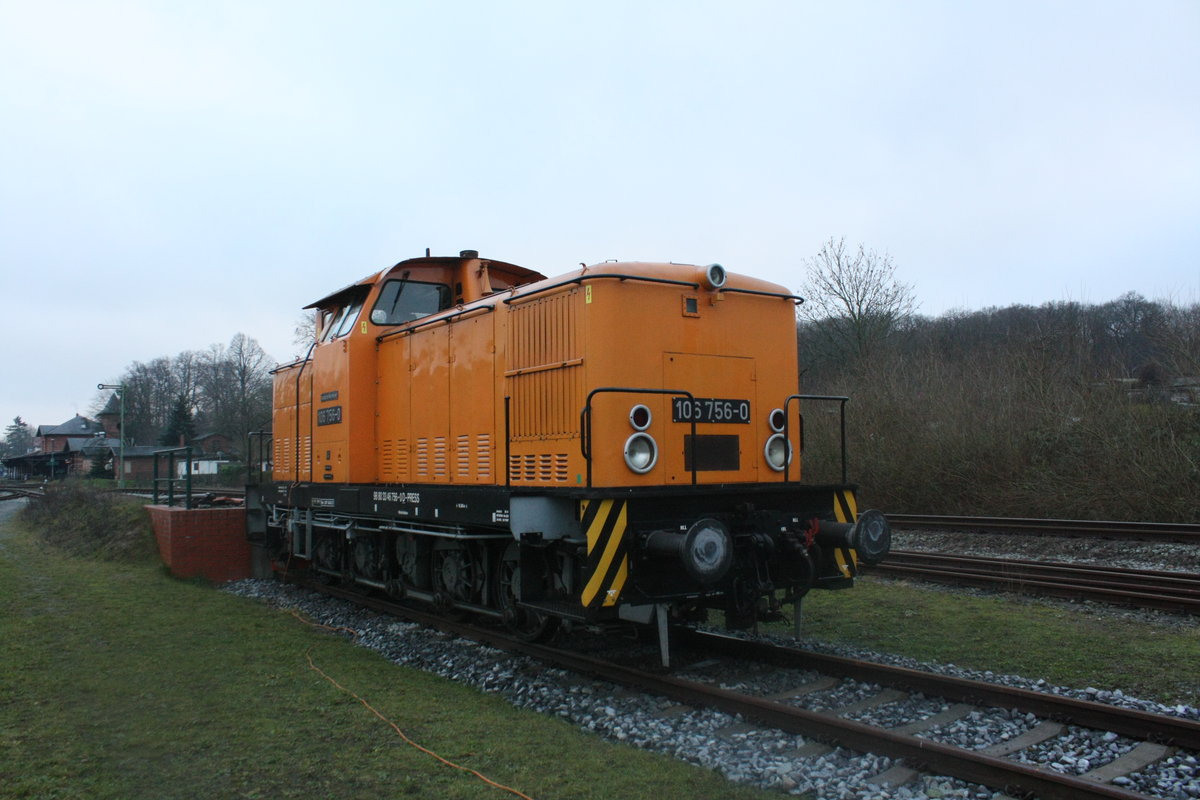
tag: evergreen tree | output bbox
[159,396,197,447]
[89,453,112,478]
[2,417,34,458]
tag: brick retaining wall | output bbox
[146,505,251,582]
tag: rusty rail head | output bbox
[888,514,1200,543]
[683,629,1200,751]
[872,550,1200,615]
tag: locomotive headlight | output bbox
[764,433,792,471]
[768,408,786,433]
[681,518,732,583]
[704,263,727,290]
[624,432,658,473]
[629,404,652,431]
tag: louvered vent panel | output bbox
[416,438,429,478]
[506,290,583,441]
[508,453,570,484]
[455,435,471,477]
[381,439,396,481]
[274,438,291,475]
[476,434,491,480]
[508,368,584,440]
[507,290,579,370]
[395,439,409,479]
[433,437,448,479]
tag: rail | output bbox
[866,550,1200,615]
[0,485,44,502]
[247,431,272,486]
[888,514,1200,543]
[152,446,194,509]
[290,575,1190,800]
[375,304,495,342]
[503,273,700,307]
[783,394,849,484]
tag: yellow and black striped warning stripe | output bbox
[579,499,629,608]
[832,488,859,579]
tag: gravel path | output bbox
[0,497,25,532]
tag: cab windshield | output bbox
[370,278,452,325]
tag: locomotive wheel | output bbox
[495,542,558,641]
[351,534,382,580]
[433,541,483,604]
[394,533,431,589]
[312,532,342,573]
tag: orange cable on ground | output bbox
[290,609,359,638]
[291,610,535,800]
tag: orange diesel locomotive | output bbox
[247,250,890,660]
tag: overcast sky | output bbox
[2,0,1197,432]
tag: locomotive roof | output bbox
[570,260,799,299]
[303,270,384,310]
[303,255,798,311]
[303,255,546,309]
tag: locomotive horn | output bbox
[814,509,891,566]
[643,518,733,584]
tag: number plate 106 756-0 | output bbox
[671,397,750,424]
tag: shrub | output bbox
[22,482,156,561]
[801,338,1200,522]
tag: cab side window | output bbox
[370,280,452,325]
[320,295,366,342]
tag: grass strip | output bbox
[783,577,1200,707]
[0,516,773,800]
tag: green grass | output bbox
[6,492,1198,800]
[783,577,1200,706]
[0,515,774,800]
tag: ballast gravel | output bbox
[225,579,1199,800]
[1011,725,1138,774]
[918,707,1037,750]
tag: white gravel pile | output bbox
[224,578,1200,799]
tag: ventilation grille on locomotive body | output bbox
[504,289,580,482]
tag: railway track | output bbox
[285,574,1199,800]
[888,515,1200,544]
[0,485,43,502]
[868,551,1200,616]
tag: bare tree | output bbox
[1157,303,1200,378]
[101,334,274,456]
[798,237,918,362]
[223,333,273,450]
[293,311,317,354]
[195,334,274,454]
[118,357,178,445]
